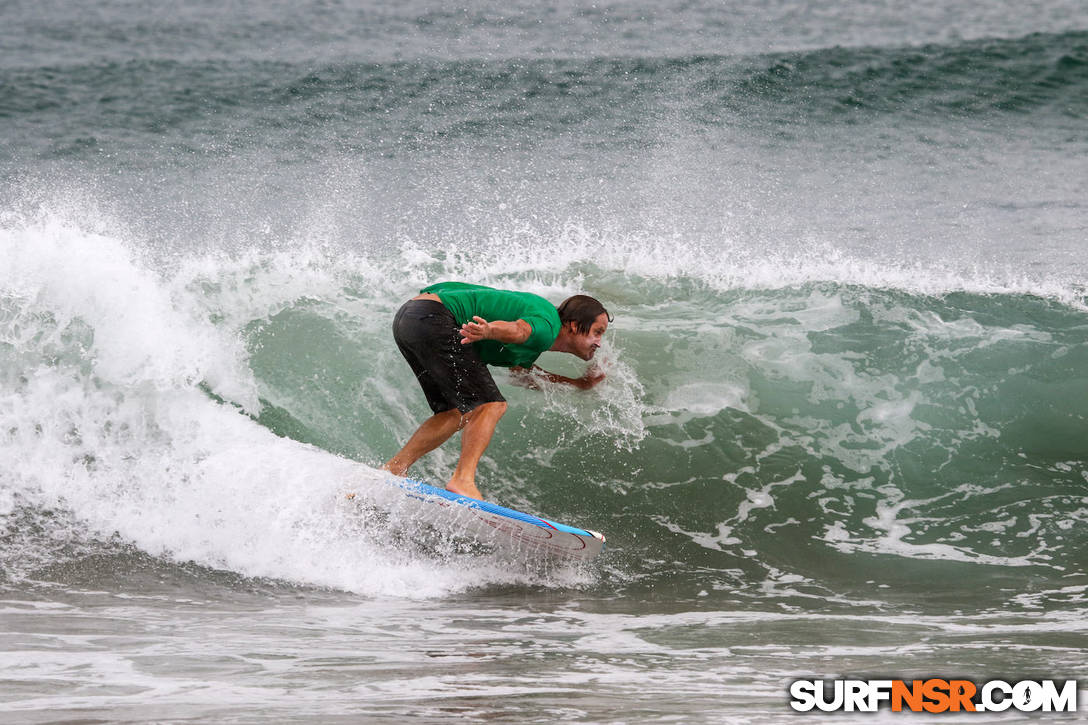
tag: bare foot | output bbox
[446,479,483,500]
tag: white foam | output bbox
[662,382,750,417]
[378,224,1088,308]
[0,215,258,408]
[820,486,1049,568]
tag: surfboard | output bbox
[388,477,606,561]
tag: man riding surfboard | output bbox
[383,282,611,500]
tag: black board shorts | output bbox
[392,299,506,414]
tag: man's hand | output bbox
[459,316,492,344]
[576,367,606,390]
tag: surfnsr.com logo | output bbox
[789,679,1079,713]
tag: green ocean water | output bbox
[2,1,1087,721]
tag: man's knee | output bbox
[462,401,506,426]
[483,401,508,418]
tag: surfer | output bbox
[383,281,611,500]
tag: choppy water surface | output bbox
[2,1,1087,721]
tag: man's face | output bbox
[572,312,609,360]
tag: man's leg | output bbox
[383,408,462,476]
[446,401,507,499]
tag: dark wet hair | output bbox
[557,295,612,334]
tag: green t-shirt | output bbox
[421,281,561,368]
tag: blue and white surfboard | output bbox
[391,477,606,560]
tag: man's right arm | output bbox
[510,365,605,390]
[459,316,532,345]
